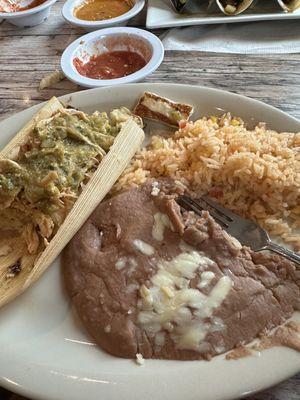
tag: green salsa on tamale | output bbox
[0,106,139,266]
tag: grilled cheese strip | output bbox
[133,92,194,127]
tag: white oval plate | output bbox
[0,83,299,400]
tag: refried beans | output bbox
[63,179,300,360]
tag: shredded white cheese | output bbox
[151,181,160,196]
[198,271,215,288]
[152,212,173,241]
[136,353,145,366]
[115,257,138,274]
[115,257,126,270]
[133,239,155,256]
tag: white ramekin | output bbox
[0,0,57,27]
[60,27,164,88]
[62,0,145,32]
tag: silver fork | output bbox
[178,195,300,265]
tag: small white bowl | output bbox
[61,27,164,88]
[0,0,57,27]
[62,0,145,32]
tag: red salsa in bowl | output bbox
[73,50,147,80]
[61,27,164,88]
[0,0,46,12]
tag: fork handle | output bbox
[266,241,300,265]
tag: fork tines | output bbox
[178,195,231,228]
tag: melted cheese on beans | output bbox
[138,251,232,351]
[152,212,173,241]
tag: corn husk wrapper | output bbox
[39,70,65,91]
[277,0,300,11]
[0,97,63,160]
[0,98,145,308]
[216,0,254,15]
[0,97,64,306]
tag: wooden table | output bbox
[0,1,299,399]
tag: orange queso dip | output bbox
[74,0,133,21]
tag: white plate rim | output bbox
[0,83,299,400]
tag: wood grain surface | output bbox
[0,1,299,399]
